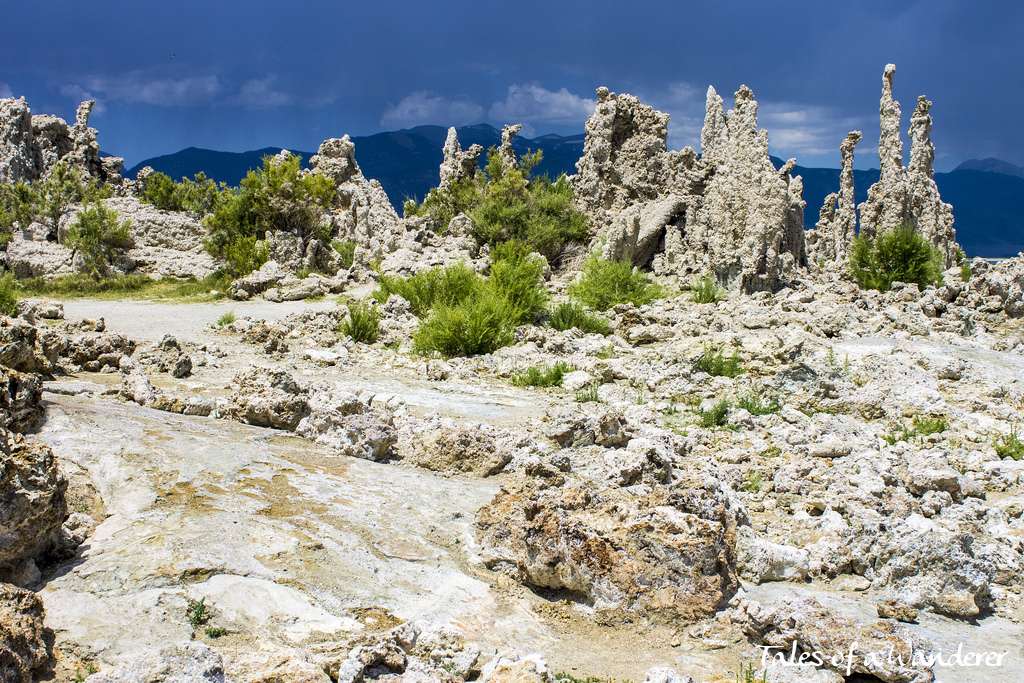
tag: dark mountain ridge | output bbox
[126,128,1024,258]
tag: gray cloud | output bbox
[488,85,595,125]
[380,91,484,128]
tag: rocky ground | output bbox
[1,255,1023,683]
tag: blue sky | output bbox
[3,0,1021,171]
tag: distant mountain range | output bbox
[125,125,1024,258]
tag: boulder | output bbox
[0,583,53,682]
[84,641,225,682]
[225,366,311,431]
[476,474,739,624]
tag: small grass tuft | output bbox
[339,299,381,344]
[736,385,782,416]
[511,361,571,388]
[700,398,731,428]
[548,301,611,335]
[332,239,356,269]
[995,427,1024,461]
[186,597,209,627]
[0,271,20,317]
[695,343,743,378]
[690,273,723,304]
[216,310,236,328]
[204,626,228,638]
[741,471,763,493]
[574,381,602,403]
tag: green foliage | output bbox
[884,415,950,444]
[142,171,224,214]
[548,301,610,335]
[696,343,743,378]
[37,160,111,232]
[700,398,731,428]
[412,148,588,263]
[340,299,381,343]
[511,361,571,388]
[567,251,662,311]
[0,271,20,317]
[332,239,356,268]
[488,239,547,324]
[994,427,1024,461]
[741,471,763,493]
[204,626,228,639]
[373,263,482,317]
[66,202,133,276]
[849,224,945,292]
[960,262,972,283]
[412,287,514,358]
[690,273,723,304]
[222,235,268,276]
[186,598,209,627]
[204,153,335,272]
[216,310,236,328]
[574,381,602,403]
[736,662,767,683]
[0,182,38,235]
[402,197,423,218]
[736,386,782,415]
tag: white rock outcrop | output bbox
[572,86,806,293]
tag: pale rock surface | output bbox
[439,127,484,191]
[84,641,225,682]
[807,131,862,267]
[225,365,311,431]
[0,97,36,183]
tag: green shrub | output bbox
[691,273,723,304]
[567,251,662,311]
[204,626,228,638]
[221,235,268,276]
[340,299,380,343]
[37,160,111,233]
[548,301,611,335]
[66,202,133,276]
[412,287,514,358]
[487,240,547,324]
[994,427,1023,460]
[186,598,209,627]
[0,271,20,317]
[740,471,763,493]
[412,149,588,263]
[960,262,972,283]
[511,361,570,388]
[700,398,731,427]
[141,171,186,211]
[216,311,236,328]
[884,415,949,445]
[696,343,743,378]
[372,263,482,317]
[736,386,781,415]
[332,239,356,268]
[0,182,38,234]
[204,153,335,269]
[849,224,944,293]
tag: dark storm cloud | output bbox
[2,0,1021,169]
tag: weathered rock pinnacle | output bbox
[438,127,483,191]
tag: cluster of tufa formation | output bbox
[809,64,957,268]
[572,85,806,293]
[0,98,123,185]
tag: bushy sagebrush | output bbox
[37,160,111,233]
[567,251,662,311]
[0,182,37,235]
[488,240,547,324]
[736,385,781,415]
[413,288,514,358]
[204,154,335,274]
[547,301,611,336]
[0,271,19,317]
[66,202,133,276]
[372,262,481,317]
[339,299,380,343]
[849,224,944,293]
[142,171,224,215]
[700,398,731,428]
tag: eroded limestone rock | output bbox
[0,583,53,682]
[808,131,862,267]
[0,97,35,184]
[439,127,483,192]
[854,65,956,266]
[476,473,739,624]
[572,86,805,293]
[225,365,311,431]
